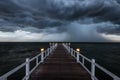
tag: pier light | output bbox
[68,43,71,46]
[41,48,44,52]
[76,48,80,52]
[50,42,51,45]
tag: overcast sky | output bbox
[0,0,120,42]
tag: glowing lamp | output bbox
[68,43,70,46]
[41,48,44,52]
[76,48,80,52]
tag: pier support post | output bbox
[25,58,30,80]
[41,52,44,63]
[77,52,79,63]
[91,59,95,80]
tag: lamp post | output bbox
[76,48,80,63]
[76,48,80,52]
[41,48,44,63]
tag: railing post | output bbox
[41,52,44,63]
[77,52,79,63]
[68,43,71,52]
[49,48,51,53]
[91,59,95,80]
[25,58,30,80]
[67,46,69,52]
[49,46,51,53]
[69,47,71,53]
[73,51,75,57]
[48,48,50,54]
[51,45,55,53]
[49,43,52,51]
[51,46,53,52]
[44,51,47,57]
[47,48,50,55]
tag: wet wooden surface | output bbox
[30,44,91,80]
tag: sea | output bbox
[0,42,120,80]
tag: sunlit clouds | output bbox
[101,34,120,42]
[0,29,69,42]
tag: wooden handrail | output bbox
[63,43,120,80]
[0,43,58,80]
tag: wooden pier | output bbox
[30,44,91,80]
[0,43,120,80]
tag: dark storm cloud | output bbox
[1,0,120,25]
[97,24,120,35]
[0,0,120,41]
[11,0,120,25]
[1,0,67,29]
[15,0,120,22]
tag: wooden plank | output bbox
[30,44,91,80]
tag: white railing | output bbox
[0,43,58,80]
[63,43,120,80]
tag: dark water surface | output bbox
[0,42,49,77]
[71,43,120,78]
[0,42,120,80]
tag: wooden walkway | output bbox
[30,44,91,80]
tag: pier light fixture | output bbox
[68,43,71,46]
[76,48,80,52]
[41,48,44,52]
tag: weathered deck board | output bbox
[30,44,91,80]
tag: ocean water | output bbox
[71,43,120,79]
[0,42,120,80]
[0,42,49,78]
